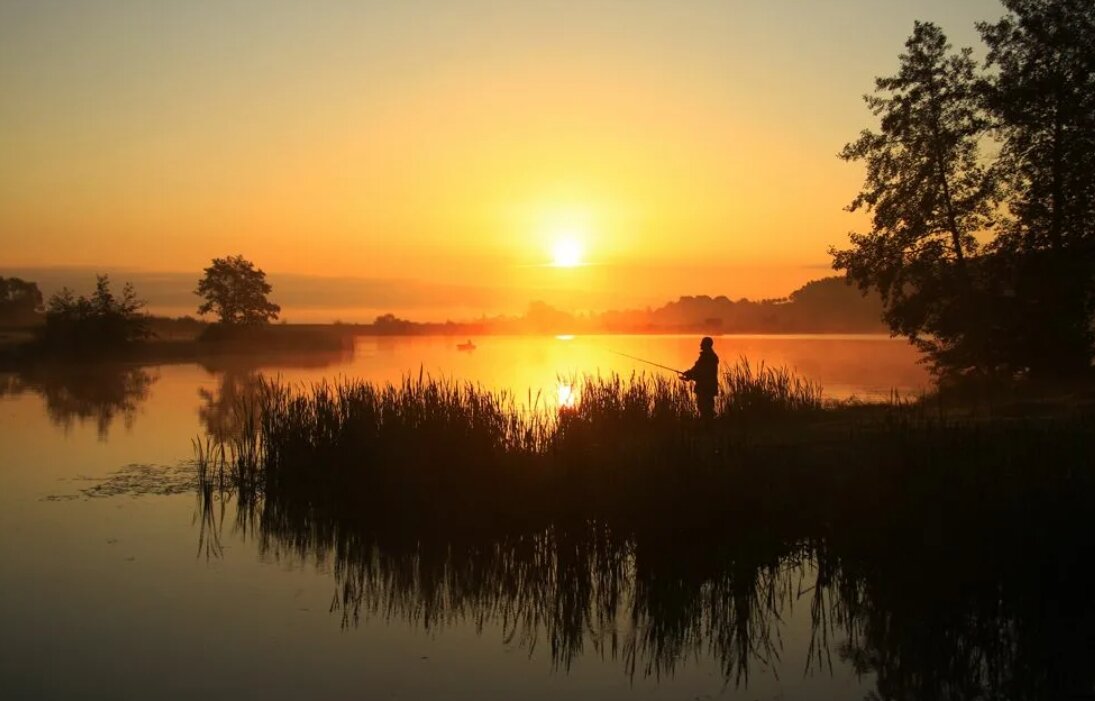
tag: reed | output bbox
[195,358,1094,538]
[717,357,824,418]
[197,361,820,525]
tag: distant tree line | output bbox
[41,276,150,353]
[363,276,885,336]
[594,277,885,334]
[0,277,44,326]
[7,258,883,349]
[834,0,1095,381]
[1,255,281,357]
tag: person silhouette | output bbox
[680,337,719,421]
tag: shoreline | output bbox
[0,325,907,368]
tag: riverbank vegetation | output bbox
[0,259,349,367]
[193,363,1095,697]
[196,363,1095,530]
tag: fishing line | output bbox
[608,350,683,375]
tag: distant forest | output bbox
[2,270,885,343]
[367,276,885,335]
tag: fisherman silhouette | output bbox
[680,337,719,421]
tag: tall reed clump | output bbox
[717,358,823,419]
[199,361,831,526]
[245,375,561,525]
[203,360,1095,528]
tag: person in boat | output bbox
[680,337,719,421]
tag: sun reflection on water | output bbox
[556,382,578,410]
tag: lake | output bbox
[0,335,944,699]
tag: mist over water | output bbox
[336,334,928,402]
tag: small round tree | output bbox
[195,255,280,325]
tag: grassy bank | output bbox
[0,322,352,369]
[193,362,1095,695]
[198,362,1095,530]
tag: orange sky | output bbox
[0,1,1004,317]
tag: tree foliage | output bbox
[979,0,1095,376]
[834,3,1095,380]
[195,255,280,325]
[0,277,44,325]
[41,275,150,353]
[981,0,1095,253]
[831,22,997,375]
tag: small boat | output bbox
[456,339,476,352]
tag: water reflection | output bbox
[212,504,801,684]
[205,492,1095,696]
[196,351,351,441]
[198,368,265,443]
[193,487,1095,699]
[193,419,1095,699]
[819,539,1095,700]
[345,335,930,402]
[556,381,578,409]
[0,364,157,438]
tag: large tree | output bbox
[831,22,997,375]
[195,255,280,325]
[978,0,1095,377]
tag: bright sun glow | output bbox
[551,236,585,267]
[557,382,578,409]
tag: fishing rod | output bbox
[610,351,684,375]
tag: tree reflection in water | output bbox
[198,368,265,444]
[1,364,157,438]
[196,353,350,443]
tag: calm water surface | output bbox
[0,335,925,699]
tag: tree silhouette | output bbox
[195,255,280,325]
[979,0,1095,378]
[831,22,996,376]
[41,275,150,353]
[0,277,43,325]
[833,4,1095,380]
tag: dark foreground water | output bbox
[6,335,1090,700]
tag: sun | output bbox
[551,236,585,268]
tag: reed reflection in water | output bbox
[193,369,1095,700]
[196,473,1095,700]
[199,492,807,685]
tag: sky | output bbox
[1,0,1006,320]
